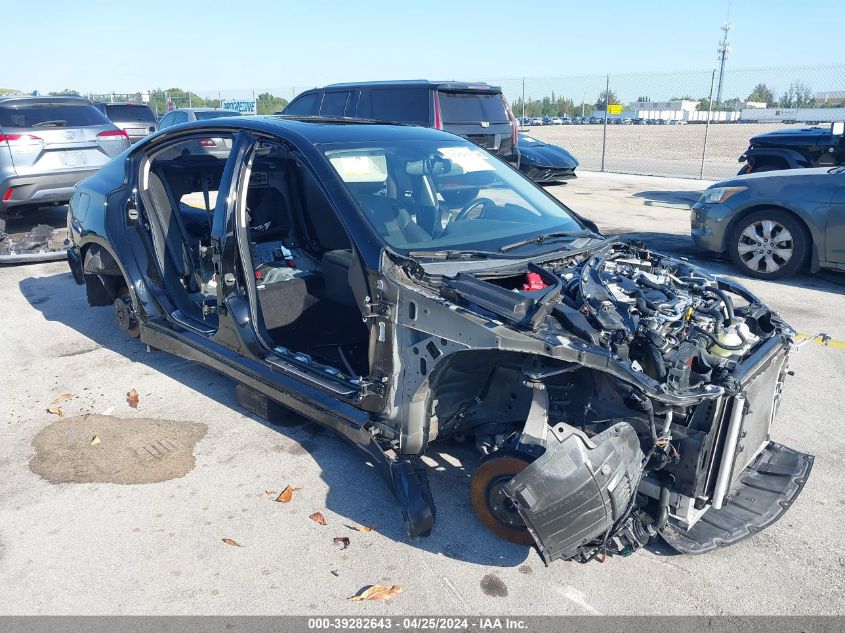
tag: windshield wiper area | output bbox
[500,230,595,253]
[407,249,497,260]
[32,120,68,128]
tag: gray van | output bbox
[282,80,518,159]
[0,96,129,231]
[94,102,158,144]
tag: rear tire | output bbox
[729,209,809,279]
[748,161,785,174]
[113,290,140,338]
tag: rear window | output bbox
[438,91,508,124]
[369,88,430,125]
[320,91,352,117]
[0,103,110,129]
[195,110,242,120]
[284,93,319,115]
[104,104,156,122]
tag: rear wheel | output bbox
[729,209,808,279]
[113,289,140,337]
[470,453,535,545]
[748,161,785,174]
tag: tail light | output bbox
[3,187,13,201]
[97,129,129,141]
[0,133,44,146]
[433,92,443,130]
[199,138,217,147]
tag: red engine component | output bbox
[523,272,547,292]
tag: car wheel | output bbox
[749,162,785,173]
[729,209,808,279]
[113,290,140,337]
[470,453,535,545]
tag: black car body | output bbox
[739,123,845,174]
[67,116,812,564]
[692,166,845,278]
[283,80,518,160]
[513,134,578,183]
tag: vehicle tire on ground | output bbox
[470,452,535,545]
[729,209,809,279]
[748,161,785,174]
[113,289,140,337]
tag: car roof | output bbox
[164,114,468,144]
[170,107,239,113]
[96,102,152,107]
[0,95,93,107]
[313,80,502,92]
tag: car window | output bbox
[320,91,351,117]
[438,92,508,124]
[0,102,110,128]
[104,104,157,123]
[284,92,319,115]
[158,112,175,128]
[369,88,430,125]
[194,110,241,120]
[172,111,189,124]
[322,139,582,253]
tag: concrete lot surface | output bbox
[0,172,843,615]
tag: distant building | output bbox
[745,101,768,109]
[815,91,845,106]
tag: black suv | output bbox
[282,80,518,159]
[738,122,845,174]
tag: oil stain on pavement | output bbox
[480,574,508,597]
[29,414,207,485]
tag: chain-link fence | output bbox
[490,64,845,180]
[88,64,844,181]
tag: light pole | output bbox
[715,20,732,108]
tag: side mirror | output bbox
[832,121,844,136]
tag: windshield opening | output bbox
[321,139,583,255]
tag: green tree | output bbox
[0,88,24,96]
[779,81,814,108]
[256,92,289,115]
[48,89,81,96]
[746,83,774,105]
[595,89,619,111]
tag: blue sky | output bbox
[3,0,844,95]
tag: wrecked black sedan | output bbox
[68,116,812,564]
[513,133,578,183]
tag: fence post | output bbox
[521,78,525,121]
[600,74,609,172]
[700,69,716,179]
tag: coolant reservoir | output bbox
[709,322,757,358]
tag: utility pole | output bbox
[715,8,733,108]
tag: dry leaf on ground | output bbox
[275,485,301,503]
[309,512,327,525]
[90,436,101,446]
[126,388,139,408]
[347,524,375,533]
[222,538,243,547]
[348,585,402,601]
[265,490,277,497]
[51,393,73,404]
[46,407,63,417]
[333,536,350,550]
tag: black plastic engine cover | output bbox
[504,422,644,564]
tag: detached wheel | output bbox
[729,209,808,279]
[113,291,140,338]
[470,453,534,545]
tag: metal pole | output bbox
[600,74,609,172]
[700,70,716,179]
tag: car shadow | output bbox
[19,269,532,568]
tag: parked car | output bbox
[513,133,578,183]
[738,122,845,174]
[588,116,602,124]
[530,117,544,126]
[67,115,812,564]
[560,116,572,125]
[283,80,518,160]
[156,108,243,158]
[549,117,563,125]
[632,118,646,125]
[0,95,129,234]
[692,166,845,278]
[94,102,158,144]
[157,107,243,130]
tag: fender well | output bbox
[81,243,124,306]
